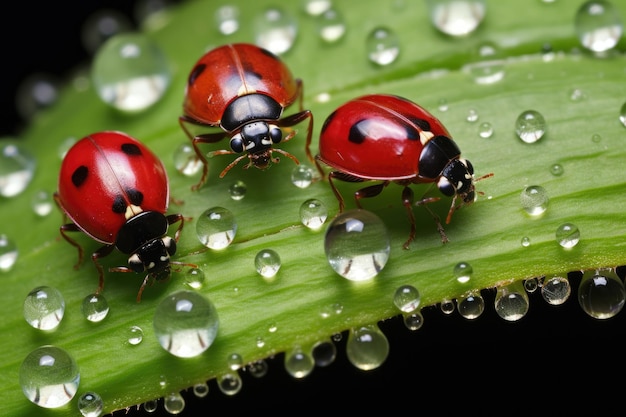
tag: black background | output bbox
[3,2,625,416]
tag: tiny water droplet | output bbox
[457,291,485,319]
[403,311,424,331]
[31,190,53,217]
[515,110,546,143]
[0,234,18,272]
[569,88,586,101]
[324,209,391,281]
[494,281,529,321]
[217,372,242,396]
[575,0,623,52]
[227,353,244,371]
[426,0,486,36]
[550,163,564,176]
[92,33,171,112]
[255,249,281,279]
[312,340,337,367]
[291,164,314,188]
[255,336,266,348]
[215,5,240,35]
[524,277,539,293]
[366,27,400,66]
[173,143,202,177]
[541,274,571,305]
[317,8,346,43]
[299,198,328,230]
[521,236,531,247]
[466,108,479,122]
[520,185,549,216]
[127,325,144,345]
[228,180,247,200]
[81,293,110,323]
[247,359,269,378]
[302,0,332,16]
[0,141,36,197]
[478,122,494,138]
[153,290,219,358]
[346,324,389,371]
[453,261,473,284]
[556,223,580,249]
[192,382,209,398]
[23,286,65,330]
[254,7,298,55]
[19,345,80,408]
[591,133,602,143]
[143,399,158,413]
[619,101,626,127]
[285,345,315,378]
[393,284,421,313]
[184,268,205,290]
[578,269,625,319]
[78,391,103,417]
[163,391,185,415]
[196,206,237,250]
[438,98,449,112]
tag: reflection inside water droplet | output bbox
[520,185,549,216]
[578,269,625,319]
[346,324,389,370]
[254,7,298,55]
[196,207,237,250]
[217,372,242,396]
[494,281,529,321]
[541,274,571,305]
[81,293,109,323]
[393,284,421,313]
[23,286,65,330]
[78,391,103,417]
[284,345,314,378]
[457,291,485,319]
[515,110,547,143]
[0,141,36,198]
[366,27,400,66]
[426,0,486,36]
[574,0,623,52]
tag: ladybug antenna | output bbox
[219,153,248,178]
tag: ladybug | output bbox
[313,94,492,249]
[54,131,191,302]
[179,43,314,190]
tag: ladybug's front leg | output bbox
[179,116,227,190]
[92,244,115,294]
[400,186,417,250]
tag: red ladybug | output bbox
[179,43,314,190]
[313,94,491,249]
[55,131,190,301]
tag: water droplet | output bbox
[19,345,80,408]
[366,27,400,66]
[478,122,494,138]
[591,133,602,143]
[23,286,65,330]
[81,9,133,54]
[494,281,529,321]
[453,261,473,284]
[521,236,531,247]
[319,302,344,318]
[578,269,625,319]
[393,284,421,313]
[524,277,539,293]
[196,206,237,250]
[440,299,456,314]
[217,372,242,396]
[255,336,266,348]
[163,391,185,415]
[426,0,486,36]
[466,108,479,123]
[403,311,424,331]
[255,249,281,279]
[317,8,346,43]
[438,98,449,112]
[0,234,18,272]
[302,0,332,15]
[173,143,202,177]
[292,165,315,189]
[575,0,623,52]
[254,7,298,55]
[619,101,626,127]
[550,163,564,176]
[15,73,60,122]
[569,88,586,101]
[215,5,240,35]
[228,180,247,200]
[31,190,53,217]
[227,353,244,371]
[556,223,580,249]
[346,324,389,371]
[192,382,209,398]
[324,209,391,282]
[466,41,505,84]
[515,110,547,143]
[127,325,144,345]
[299,198,328,230]
[541,274,571,305]
[92,33,171,112]
[153,290,219,358]
[520,185,549,216]
[81,293,110,323]
[285,345,315,378]
[312,339,337,367]
[457,291,485,319]
[184,267,205,290]
[78,391,103,417]
[0,141,36,197]
[143,399,158,413]
[247,359,269,378]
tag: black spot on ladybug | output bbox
[321,110,338,135]
[71,166,89,188]
[126,188,144,206]
[404,123,421,141]
[258,47,280,62]
[407,116,431,133]
[112,195,126,214]
[121,143,142,156]
[189,63,206,86]
[348,119,369,144]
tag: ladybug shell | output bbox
[182,43,300,127]
[318,94,453,181]
[57,131,169,244]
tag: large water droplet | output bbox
[32,190,53,217]
[196,206,237,250]
[299,198,328,230]
[19,345,80,408]
[312,339,337,367]
[255,249,281,279]
[0,233,18,272]
[575,0,623,53]
[403,310,425,331]
[346,324,389,370]
[457,291,485,319]
[555,222,580,249]
[0,141,36,197]
[78,391,103,417]
[541,274,571,305]
[291,164,314,188]
[302,0,332,16]
[578,269,625,319]
[366,27,400,66]
[494,281,529,321]
[81,293,110,323]
[153,290,219,358]
[163,392,185,414]
[173,143,202,177]
[254,7,298,55]
[23,286,65,331]
[324,209,391,282]
[426,0,486,37]
[520,185,549,216]
[92,32,171,112]
[393,284,421,313]
[317,8,347,43]
[217,372,242,396]
[515,110,547,143]
[284,345,315,378]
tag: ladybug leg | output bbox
[400,186,417,250]
[354,181,390,208]
[327,171,351,212]
[58,223,85,269]
[278,109,314,164]
[166,213,185,242]
[414,195,448,244]
[92,244,115,294]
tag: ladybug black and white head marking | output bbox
[438,158,475,202]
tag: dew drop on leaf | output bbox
[23,286,65,331]
[494,281,529,321]
[346,324,389,371]
[578,269,625,319]
[425,0,486,37]
[574,0,623,53]
[78,391,103,417]
[541,274,571,305]
[366,27,400,66]
[284,345,315,378]
[457,291,485,319]
[196,206,237,250]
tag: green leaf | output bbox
[2,0,626,415]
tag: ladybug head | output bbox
[127,235,177,277]
[228,122,282,170]
[437,158,476,224]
